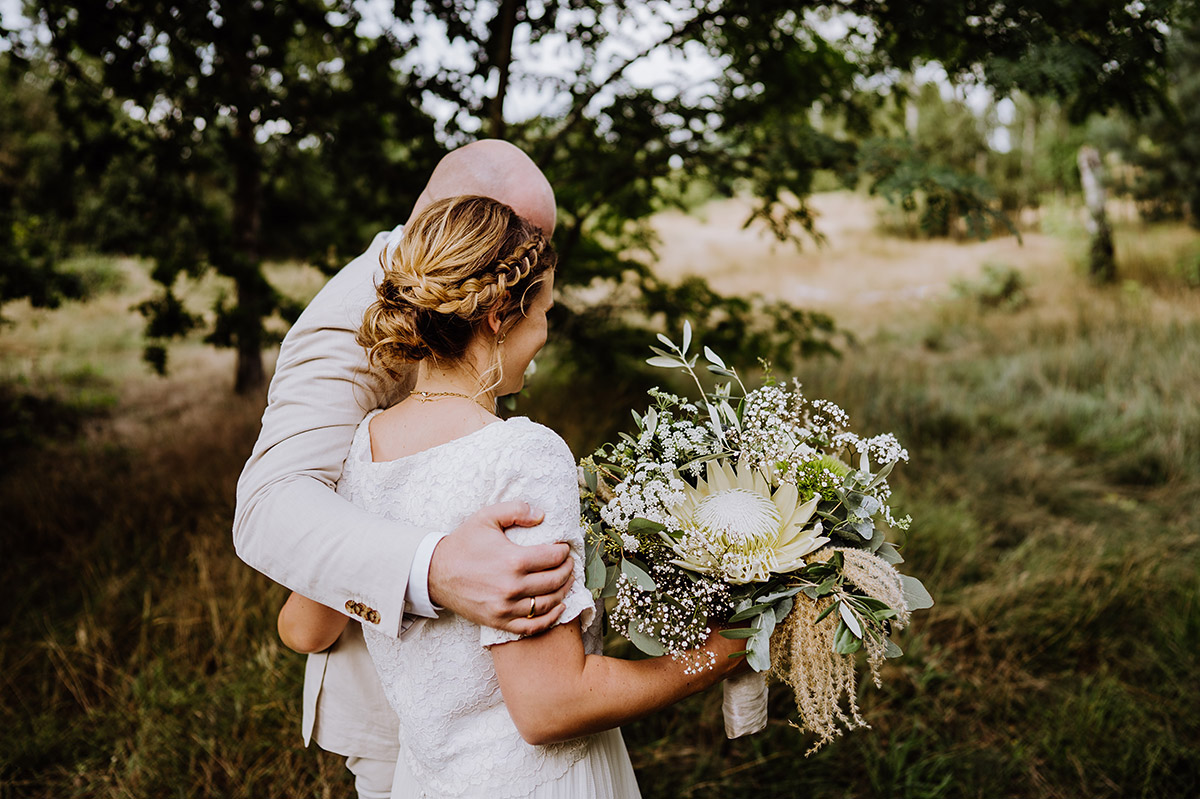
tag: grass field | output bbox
[2,198,1198,798]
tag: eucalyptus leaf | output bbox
[773,597,794,623]
[682,320,692,354]
[900,575,934,610]
[627,620,666,656]
[746,611,777,672]
[583,468,598,493]
[883,639,904,659]
[850,518,875,540]
[585,544,606,592]
[647,355,681,368]
[621,558,657,591]
[600,564,620,598]
[627,518,666,535]
[868,524,887,552]
[875,541,904,565]
[703,345,726,368]
[656,333,675,350]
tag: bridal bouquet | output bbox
[580,324,932,753]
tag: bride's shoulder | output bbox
[494,417,574,463]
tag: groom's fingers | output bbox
[515,553,573,597]
[477,500,545,531]
[512,575,572,620]
[504,602,566,637]
[514,542,572,576]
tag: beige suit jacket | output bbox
[234,228,412,756]
[303,623,400,760]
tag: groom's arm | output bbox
[234,234,424,637]
[233,232,573,639]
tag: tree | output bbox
[18,0,440,392]
[0,53,84,316]
[7,0,1176,389]
[1117,6,1200,226]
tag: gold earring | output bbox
[498,334,507,344]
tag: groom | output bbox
[233,140,572,797]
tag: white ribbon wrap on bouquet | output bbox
[722,671,769,738]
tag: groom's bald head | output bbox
[410,140,556,235]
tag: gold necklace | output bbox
[413,390,495,414]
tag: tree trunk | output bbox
[1021,104,1037,209]
[1077,145,1116,283]
[488,0,520,139]
[232,118,266,394]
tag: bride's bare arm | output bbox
[491,620,746,745]
[277,592,350,654]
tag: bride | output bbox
[277,195,746,798]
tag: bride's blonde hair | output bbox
[358,195,555,395]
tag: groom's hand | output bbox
[428,501,574,635]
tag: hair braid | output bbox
[357,195,557,385]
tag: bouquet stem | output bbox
[722,670,769,738]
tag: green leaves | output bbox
[719,627,759,639]
[900,575,935,611]
[833,620,863,655]
[620,558,657,592]
[584,536,607,593]
[626,518,666,536]
[627,620,666,656]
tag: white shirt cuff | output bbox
[404,530,447,620]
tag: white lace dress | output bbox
[338,412,642,799]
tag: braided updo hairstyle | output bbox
[358,195,556,394]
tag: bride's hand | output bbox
[428,501,575,635]
[703,624,752,679]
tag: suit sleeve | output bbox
[233,232,425,639]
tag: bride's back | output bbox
[366,398,497,463]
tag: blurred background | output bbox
[2,1,1198,797]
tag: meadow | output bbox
[2,196,1198,798]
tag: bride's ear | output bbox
[486,308,502,337]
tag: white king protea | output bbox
[665,458,830,583]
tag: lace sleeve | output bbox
[479,420,596,647]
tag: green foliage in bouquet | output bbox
[580,324,933,744]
